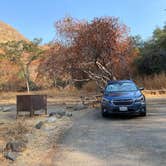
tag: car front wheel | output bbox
[101,108,108,117]
[140,112,146,116]
[140,107,146,116]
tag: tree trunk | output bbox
[26,79,30,93]
[25,65,30,93]
[53,73,57,88]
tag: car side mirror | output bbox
[139,87,144,91]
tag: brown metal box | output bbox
[17,95,47,117]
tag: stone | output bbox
[35,121,44,129]
[2,106,12,112]
[47,117,56,123]
[0,106,3,111]
[66,112,72,117]
[4,152,17,161]
[49,110,66,119]
[55,114,62,119]
[49,112,56,117]
[73,104,88,111]
[56,110,66,116]
[6,141,26,152]
[66,105,73,109]
[49,110,66,118]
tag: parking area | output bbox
[54,98,166,166]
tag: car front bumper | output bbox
[101,103,146,115]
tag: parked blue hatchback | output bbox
[101,80,146,117]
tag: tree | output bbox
[37,43,69,88]
[55,16,137,88]
[0,39,43,92]
[135,25,166,75]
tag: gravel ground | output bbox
[54,98,166,166]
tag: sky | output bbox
[0,0,166,43]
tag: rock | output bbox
[56,110,66,116]
[55,114,62,119]
[6,141,26,152]
[35,121,44,129]
[49,110,66,118]
[49,112,56,117]
[4,152,17,161]
[0,106,3,111]
[66,112,72,117]
[66,105,73,109]
[47,117,56,123]
[2,106,12,112]
[73,104,88,111]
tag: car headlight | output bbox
[101,98,110,104]
[135,95,145,104]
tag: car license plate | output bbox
[119,106,128,111]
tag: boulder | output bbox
[35,121,44,129]
[49,112,56,117]
[56,110,66,116]
[2,106,12,112]
[73,104,88,111]
[6,141,26,152]
[47,117,56,123]
[4,152,17,161]
[0,106,3,111]
[66,112,72,117]
[49,110,66,119]
[55,114,62,119]
[66,105,74,109]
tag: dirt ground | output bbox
[0,101,73,166]
[0,95,166,166]
[53,98,166,166]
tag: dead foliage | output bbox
[5,119,30,142]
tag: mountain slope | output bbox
[0,21,27,43]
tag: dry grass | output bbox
[0,88,82,105]
[135,72,166,90]
[5,119,30,142]
[0,75,166,105]
[36,87,81,97]
[0,119,30,164]
[0,21,26,43]
[82,81,99,92]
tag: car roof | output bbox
[107,80,134,84]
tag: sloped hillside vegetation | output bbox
[0,21,26,43]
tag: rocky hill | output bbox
[0,21,27,43]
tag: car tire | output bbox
[101,108,108,117]
[140,112,146,116]
[140,107,146,116]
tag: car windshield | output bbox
[105,82,138,92]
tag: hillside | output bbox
[0,21,27,43]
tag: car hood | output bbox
[104,91,142,100]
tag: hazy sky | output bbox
[0,0,166,43]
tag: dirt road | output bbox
[54,98,166,166]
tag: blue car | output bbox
[101,80,146,117]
